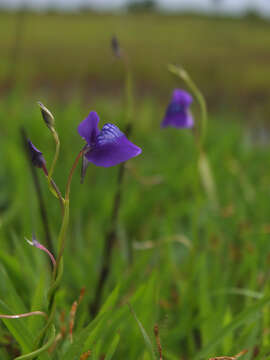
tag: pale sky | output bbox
[1,0,270,15]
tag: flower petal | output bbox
[172,89,193,106]
[27,140,46,168]
[161,110,193,129]
[85,123,142,167]
[78,111,100,145]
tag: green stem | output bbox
[34,296,57,348]
[54,201,69,274]
[54,150,83,268]
[53,149,84,275]
[42,164,64,214]
[49,129,60,180]
[49,178,65,215]
[168,64,219,210]
[47,129,62,203]
[16,325,55,360]
[65,149,84,202]
[168,64,208,148]
[37,150,82,348]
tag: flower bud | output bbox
[27,140,47,169]
[37,101,55,130]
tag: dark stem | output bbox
[20,127,54,259]
[90,124,132,317]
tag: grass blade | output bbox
[128,303,156,360]
[195,296,270,360]
[104,333,120,360]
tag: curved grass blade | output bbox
[128,303,156,360]
[14,325,55,360]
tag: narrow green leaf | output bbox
[28,272,46,334]
[63,284,121,359]
[104,333,120,360]
[194,296,270,360]
[128,303,156,360]
[0,265,27,313]
[99,284,120,315]
[14,325,55,360]
[62,311,109,360]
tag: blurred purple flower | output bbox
[27,140,47,171]
[161,89,194,129]
[78,111,141,167]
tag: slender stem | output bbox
[37,151,82,349]
[46,129,64,204]
[0,311,47,319]
[50,178,65,215]
[16,325,56,360]
[42,163,64,215]
[65,149,84,201]
[168,64,208,148]
[48,129,60,180]
[90,159,127,316]
[168,65,219,209]
[34,292,57,348]
[53,149,84,274]
[54,202,69,274]
[26,237,56,268]
[20,127,54,255]
[90,54,134,316]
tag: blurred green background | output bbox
[1,5,270,360]
[1,11,270,120]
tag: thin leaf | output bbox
[195,296,270,360]
[14,325,55,360]
[104,333,120,360]
[63,284,121,359]
[28,272,46,334]
[128,303,156,360]
[62,312,109,360]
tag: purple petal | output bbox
[85,123,142,167]
[172,89,193,107]
[78,111,100,145]
[161,110,193,129]
[27,140,46,168]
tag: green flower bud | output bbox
[37,101,55,130]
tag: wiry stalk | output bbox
[90,41,134,316]
[21,127,54,256]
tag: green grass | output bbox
[1,87,270,358]
[1,10,270,360]
[0,12,270,118]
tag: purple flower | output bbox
[161,89,194,129]
[78,111,142,167]
[27,140,47,170]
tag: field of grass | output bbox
[1,10,270,360]
[0,12,270,118]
